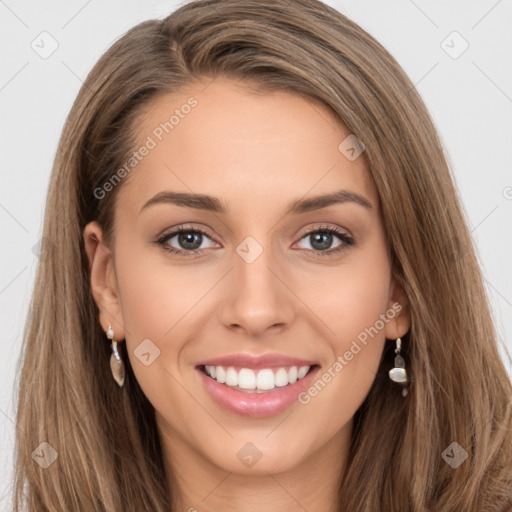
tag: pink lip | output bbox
[195,353,317,370]
[196,364,320,418]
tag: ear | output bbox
[384,275,411,340]
[83,221,126,341]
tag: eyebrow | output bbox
[139,189,373,215]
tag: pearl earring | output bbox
[106,324,125,387]
[388,337,408,397]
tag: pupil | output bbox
[179,232,201,250]
[311,232,332,251]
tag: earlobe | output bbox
[83,221,126,341]
[384,276,411,340]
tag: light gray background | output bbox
[1,0,511,507]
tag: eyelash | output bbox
[155,224,354,259]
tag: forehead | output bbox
[118,77,378,214]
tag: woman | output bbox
[13,0,512,510]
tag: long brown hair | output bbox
[13,0,512,510]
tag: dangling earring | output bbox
[106,324,125,387]
[388,337,408,397]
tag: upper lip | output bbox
[196,353,318,370]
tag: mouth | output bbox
[198,364,318,393]
[195,362,321,418]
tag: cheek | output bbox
[114,240,206,336]
[112,244,195,398]
[297,243,391,406]
[303,250,391,352]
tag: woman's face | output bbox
[85,77,409,477]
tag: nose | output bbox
[219,241,295,338]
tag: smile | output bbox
[196,363,320,418]
[202,364,311,392]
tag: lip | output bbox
[195,352,318,370]
[196,363,320,418]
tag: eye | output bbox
[155,224,354,258]
[294,225,354,256]
[155,225,219,257]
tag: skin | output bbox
[84,77,410,512]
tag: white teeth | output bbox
[225,367,238,387]
[205,365,216,379]
[298,366,309,379]
[215,366,226,383]
[275,368,289,387]
[203,364,312,391]
[238,368,256,390]
[256,369,275,390]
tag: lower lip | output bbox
[196,366,320,418]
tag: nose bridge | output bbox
[220,232,294,335]
[234,232,281,301]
